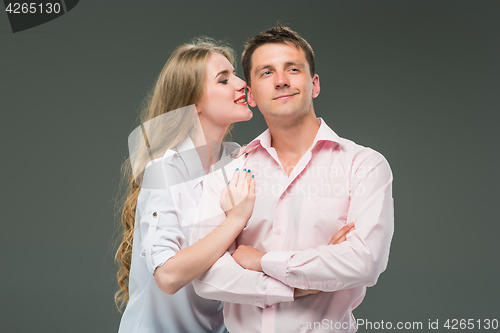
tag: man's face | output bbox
[247,42,319,121]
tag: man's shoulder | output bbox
[317,118,386,160]
[334,136,391,170]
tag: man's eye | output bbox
[262,71,271,76]
[289,68,299,72]
[219,78,229,84]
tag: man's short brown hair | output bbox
[242,23,315,86]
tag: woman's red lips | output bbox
[234,95,246,103]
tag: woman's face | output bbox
[196,52,253,129]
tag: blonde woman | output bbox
[115,38,254,333]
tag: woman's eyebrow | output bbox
[214,69,231,79]
[214,68,236,79]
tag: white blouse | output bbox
[118,137,238,333]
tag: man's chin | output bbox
[265,108,304,119]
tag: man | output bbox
[191,24,394,333]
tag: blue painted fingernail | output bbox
[243,168,246,171]
[235,168,239,171]
[252,175,255,178]
[245,153,249,156]
[230,154,233,156]
[247,169,251,172]
[227,181,230,184]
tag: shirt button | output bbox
[275,228,282,235]
[152,212,157,217]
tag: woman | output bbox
[115,38,255,333]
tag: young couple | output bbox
[116,24,394,333]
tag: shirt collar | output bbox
[312,117,342,147]
[243,117,341,153]
[172,136,236,185]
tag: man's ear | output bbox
[312,74,320,99]
[246,86,257,107]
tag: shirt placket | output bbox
[261,150,314,333]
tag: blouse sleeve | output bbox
[136,154,186,275]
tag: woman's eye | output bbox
[219,78,229,84]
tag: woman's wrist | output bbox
[223,212,248,229]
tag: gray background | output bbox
[1,0,499,332]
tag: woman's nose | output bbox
[235,76,247,92]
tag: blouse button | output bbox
[152,212,157,217]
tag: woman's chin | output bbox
[239,109,253,122]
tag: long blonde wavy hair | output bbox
[115,38,235,311]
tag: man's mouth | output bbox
[274,93,297,100]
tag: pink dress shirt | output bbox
[191,118,394,333]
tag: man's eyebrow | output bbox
[254,61,305,74]
[285,61,305,68]
[254,64,273,74]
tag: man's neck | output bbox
[267,112,320,176]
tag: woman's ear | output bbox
[246,86,257,107]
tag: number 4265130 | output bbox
[5,3,62,14]
[444,319,498,330]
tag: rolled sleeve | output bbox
[137,156,187,275]
[138,189,186,275]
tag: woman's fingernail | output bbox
[230,154,233,156]
[235,168,239,171]
[252,175,255,178]
[247,169,251,172]
[243,168,246,171]
[245,153,249,156]
[227,181,230,185]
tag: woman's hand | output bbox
[220,168,256,224]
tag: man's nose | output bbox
[274,72,290,89]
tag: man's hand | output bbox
[294,222,355,298]
[328,222,355,245]
[294,288,321,298]
[232,245,265,272]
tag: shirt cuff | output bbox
[143,249,176,275]
[265,276,294,306]
[261,251,297,284]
